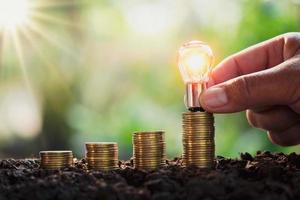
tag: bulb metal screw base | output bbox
[182,111,215,168]
[185,82,206,110]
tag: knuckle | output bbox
[280,60,300,107]
[273,62,300,107]
[283,34,300,59]
[283,32,300,40]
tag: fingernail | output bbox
[202,87,228,108]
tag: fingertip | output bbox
[199,95,213,113]
[200,87,229,113]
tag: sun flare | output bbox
[0,0,30,30]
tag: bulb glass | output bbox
[178,41,213,83]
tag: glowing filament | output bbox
[178,41,213,83]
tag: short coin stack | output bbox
[182,111,215,168]
[133,131,166,170]
[85,142,119,170]
[40,151,73,169]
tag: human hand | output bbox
[199,32,300,146]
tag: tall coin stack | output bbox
[133,131,166,170]
[40,151,73,169]
[182,111,215,168]
[85,142,119,170]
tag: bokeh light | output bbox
[0,0,299,159]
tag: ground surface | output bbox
[0,151,300,200]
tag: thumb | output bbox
[199,60,300,113]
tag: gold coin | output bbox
[39,150,73,169]
[134,157,164,161]
[183,146,215,149]
[132,131,165,170]
[183,159,214,163]
[134,131,164,135]
[133,149,165,153]
[183,155,215,159]
[40,156,73,159]
[134,163,163,167]
[183,147,215,150]
[182,111,215,168]
[86,154,117,157]
[183,155,213,158]
[87,159,118,162]
[85,142,119,170]
[183,153,214,157]
[85,142,117,145]
[86,145,117,147]
[40,150,72,154]
[86,147,117,151]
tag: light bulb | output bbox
[177,40,214,111]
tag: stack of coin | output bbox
[133,131,166,170]
[182,111,215,168]
[40,151,73,169]
[85,142,119,170]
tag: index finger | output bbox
[210,35,285,85]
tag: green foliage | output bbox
[0,0,299,158]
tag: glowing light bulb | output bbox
[178,41,213,83]
[177,40,214,111]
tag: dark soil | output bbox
[1,151,300,200]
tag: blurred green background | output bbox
[0,0,300,159]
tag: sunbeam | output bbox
[26,20,74,56]
[11,29,32,92]
[19,26,73,97]
[0,30,11,79]
[0,0,79,88]
[32,0,85,9]
[30,11,80,28]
